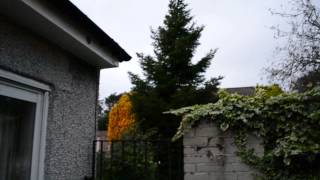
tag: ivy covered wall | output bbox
[169,86,320,179]
[183,121,262,180]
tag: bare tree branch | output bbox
[268,0,320,88]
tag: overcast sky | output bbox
[70,0,290,99]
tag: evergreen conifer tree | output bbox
[129,0,222,138]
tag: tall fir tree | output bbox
[129,0,222,138]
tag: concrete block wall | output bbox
[184,121,263,180]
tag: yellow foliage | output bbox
[107,93,136,140]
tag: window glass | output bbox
[0,95,36,180]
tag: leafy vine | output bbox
[167,86,320,179]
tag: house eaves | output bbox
[0,0,131,69]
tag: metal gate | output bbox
[92,140,183,180]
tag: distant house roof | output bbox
[225,87,255,96]
[96,131,108,140]
[0,0,131,68]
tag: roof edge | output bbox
[58,0,132,62]
[0,0,131,69]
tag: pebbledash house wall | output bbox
[0,15,98,180]
[184,120,263,180]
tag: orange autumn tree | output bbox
[107,93,136,140]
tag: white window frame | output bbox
[0,69,50,180]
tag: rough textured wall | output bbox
[0,16,99,180]
[184,121,263,180]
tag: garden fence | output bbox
[92,139,183,180]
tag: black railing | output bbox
[92,140,183,180]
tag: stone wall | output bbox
[0,15,99,180]
[184,120,263,180]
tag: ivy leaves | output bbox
[167,86,320,179]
